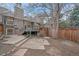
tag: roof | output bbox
[0,6,41,24]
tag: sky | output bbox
[0,3,15,11]
[0,3,75,20]
[0,3,29,16]
[0,3,60,16]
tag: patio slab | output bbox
[2,35,26,45]
[21,37,50,50]
[13,49,28,56]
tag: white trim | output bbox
[6,17,14,25]
[6,28,14,35]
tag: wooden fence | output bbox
[39,27,49,37]
[58,28,79,42]
[0,24,3,32]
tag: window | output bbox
[6,28,14,35]
[6,17,14,25]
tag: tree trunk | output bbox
[49,4,60,38]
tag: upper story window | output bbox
[6,17,14,25]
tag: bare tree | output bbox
[48,3,64,38]
[25,3,64,38]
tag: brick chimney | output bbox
[14,3,24,19]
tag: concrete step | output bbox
[13,49,28,56]
[2,35,29,45]
[2,35,29,56]
[15,37,29,47]
[2,35,26,45]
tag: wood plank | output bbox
[58,28,79,42]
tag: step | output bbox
[13,49,28,56]
[2,35,26,45]
[15,37,29,47]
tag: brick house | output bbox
[0,4,49,37]
[0,4,41,36]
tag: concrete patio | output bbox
[0,36,79,56]
[24,37,79,56]
[2,35,26,44]
[20,37,50,50]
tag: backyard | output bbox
[0,3,79,56]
